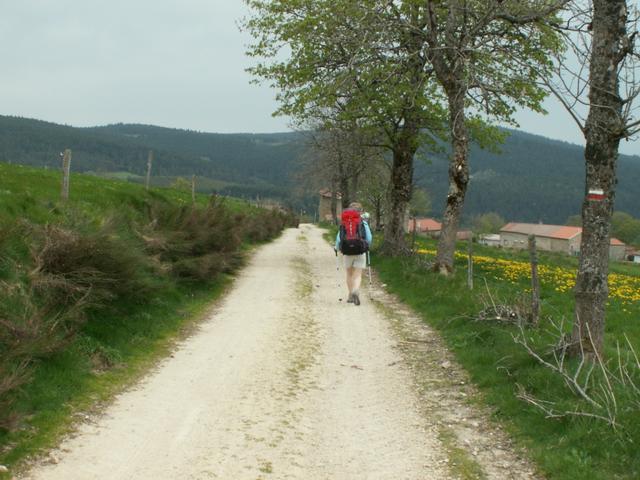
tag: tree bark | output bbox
[337,152,351,208]
[381,128,417,255]
[572,0,626,359]
[330,175,339,224]
[435,87,469,274]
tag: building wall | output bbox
[548,237,580,254]
[609,245,627,261]
[501,229,623,260]
[501,232,528,249]
[318,196,342,222]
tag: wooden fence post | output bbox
[145,150,154,190]
[528,234,540,326]
[467,233,474,290]
[61,149,72,201]
[191,175,196,204]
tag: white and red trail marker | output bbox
[587,188,606,201]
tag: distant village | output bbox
[319,189,640,264]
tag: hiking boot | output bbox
[347,293,354,303]
[353,292,360,306]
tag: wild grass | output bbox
[375,236,640,480]
[0,162,296,476]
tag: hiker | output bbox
[335,202,372,306]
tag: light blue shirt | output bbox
[335,221,372,252]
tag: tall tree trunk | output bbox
[337,153,351,208]
[330,175,339,224]
[350,172,360,204]
[572,0,626,359]
[435,87,469,274]
[381,126,418,255]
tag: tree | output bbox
[611,212,640,246]
[243,0,448,254]
[356,146,391,231]
[243,0,565,258]
[543,1,640,358]
[409,188,432,218]
[472,212,506,235]
[419,0,569,274]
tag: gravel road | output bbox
[24,225,540,480]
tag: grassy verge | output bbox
[374,237,640,480]
[0,162,296,477]
[0,280,226,472]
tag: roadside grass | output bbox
[0,281,226,470]
[0,162,295,477]
[374,237,640,480]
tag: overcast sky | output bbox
[2,1,639,156]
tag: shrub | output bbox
[139,197,244,281]
[29,221,154,306]
[0,283,87,431]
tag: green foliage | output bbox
[409,188,431,217]
[376,238,640,480]
[472,212,505,234]
[611,212,640,247]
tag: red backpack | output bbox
[339,209,369,255]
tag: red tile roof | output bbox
[418,218,442,231]
[550,226,582,240]
[501,223,626,246]
[318,189,342,199]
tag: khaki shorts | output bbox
[343,253,367,269]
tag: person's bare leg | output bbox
[353,268,363,294]
[346,266,355,300]
[351,268,363,305]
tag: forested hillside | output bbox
[1,115,639,223]
[416,131,640,223]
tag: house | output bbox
[479,233,501,247]
[609,238,627,262]
[457,230,473,241]
[499,223,627,260]
[407,218,442,237]
[318,189,342,222]
[626,250,640,264]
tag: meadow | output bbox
[376,238,640,480]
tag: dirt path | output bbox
[23,225,540,480]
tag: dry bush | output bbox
[0,283,88,431]
[139,197,245,281]
[243,209,291,243]
[475,287,536,326]
[30,221,154,305]
[514,318,640,439]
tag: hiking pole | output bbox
[335,247,344,302]
[366,251,372,287]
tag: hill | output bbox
[1,115,639,223]
[415,130,640,223]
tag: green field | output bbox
[0,162,294,477]
[375,237,640,480]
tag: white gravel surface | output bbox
[23,225,540,480]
